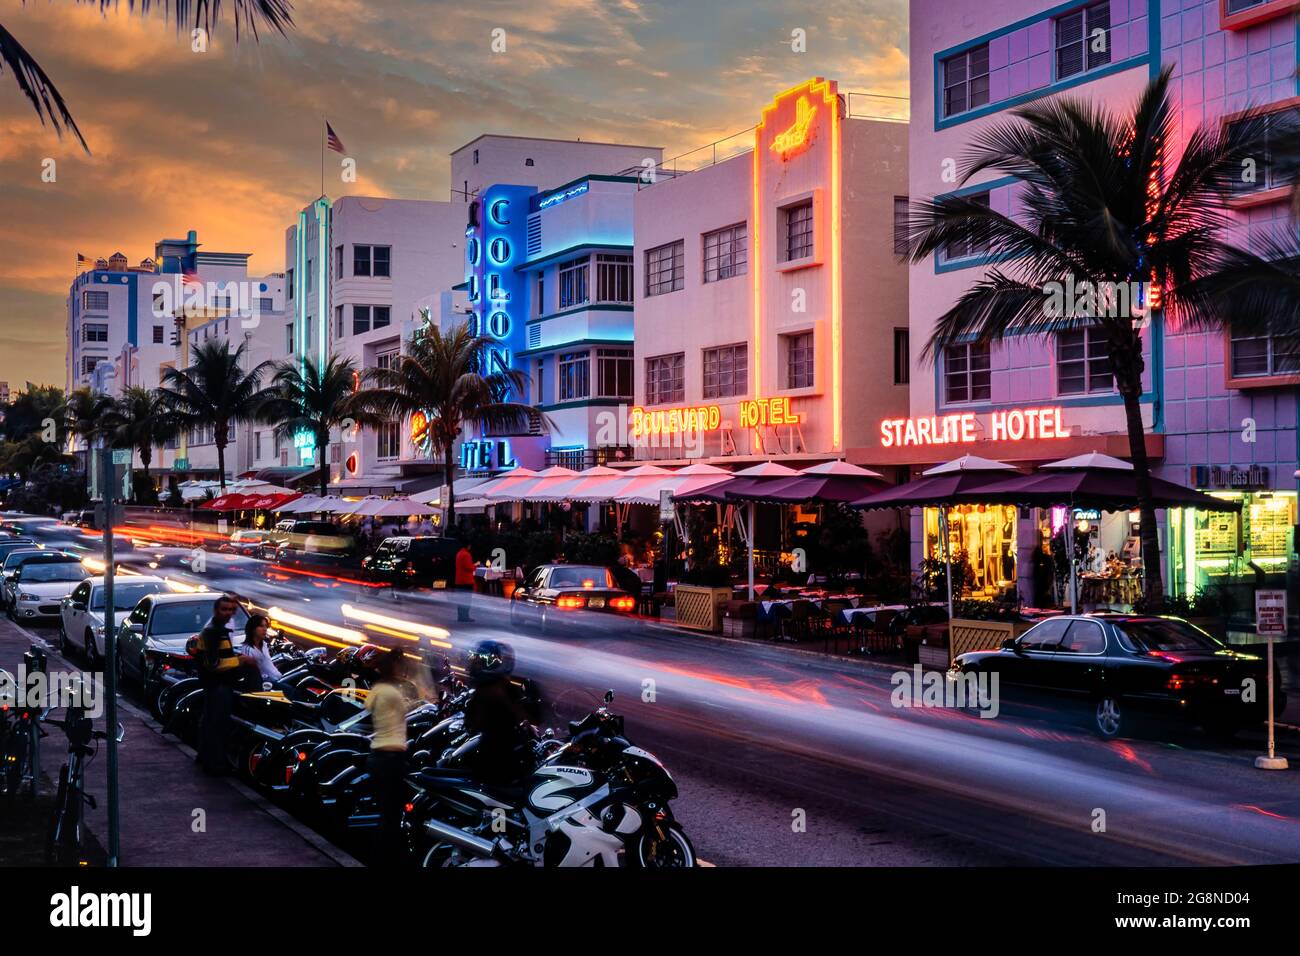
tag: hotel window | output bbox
[785,332,815,389]
[645,352,685,405]
[1055,2,1111,80]
[83,290,109,311]
[1226,0,1268,12]
[152,325,164,344]
[258,297,274,312]
[942,43,990,118]
[645,241,684,296]
[1231,330,1300,378]
[336,305,345,337]
[595,254,633,302]
[782,201,814,262]
[703,224,747,282]
[352,305,391,335]
[1227,107,1299,193]
[893,329,910,385]
[702,344,747,399]
[377,421,401,460]
[893,197,911,256]
[255,432,264,460]
[535,274,546,317]
[942,192,991,261]
[353,245,391,278]
[558,256,590,309]
[596,347,634,399]
[1056,328,1113,394]
[285,323,294,355]
[335,245,344,280]
[287,268,294,298]
[558,350,591,401]
[944,342,991,404]
[82,323,108,343]
[81,357,99,376]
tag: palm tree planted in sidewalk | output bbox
[352,321,541,525]
[158,340,272,490]
[258,354,380,498]
[62,386,112,451]
[904,66,1300,607]
[105,387,180,503]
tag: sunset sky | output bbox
[0,0,908,389]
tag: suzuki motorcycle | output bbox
[405,690,695,867]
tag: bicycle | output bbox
[44,700,122,866]
[1,697,40,806]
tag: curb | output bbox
[642,620,906,674]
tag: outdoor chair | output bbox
[820,599,854,653]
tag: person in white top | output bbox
[237,614,283,684]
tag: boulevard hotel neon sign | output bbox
[630,397,801,440]
[879,407,1068,448]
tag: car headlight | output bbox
[18,593,36,602]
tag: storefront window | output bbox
[1168,491,1297,597]
[923,504,1018,598]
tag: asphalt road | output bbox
[11,514,1300,867]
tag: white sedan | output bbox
[59,575,168,665]
[116,592,250,691]
[7,558,88,622]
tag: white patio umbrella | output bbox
[798,460,884,477]
[345,497,440,518]
[224,479,294,494]
[274,494,321,513]
[1041,451,1133,471]
[525,465,623,503]
[469,467,539,499]
[484,466,578,501]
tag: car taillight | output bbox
[557,595,586,610]
[611,596,634,612]
[1166,672,1218,692]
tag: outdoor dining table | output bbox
[756,593,864,621]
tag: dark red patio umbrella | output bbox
[200,493,251,511]
[853,454,1018,509]
[742,460,889,504]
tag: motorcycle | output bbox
[405,690,695,867]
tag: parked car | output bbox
[949,614,1282,739]
[116,592,251,696]
[7,555,88,622]
[59,575,168,665]
[510,564,635,631]
[221,529,272,558]
[0,548,66,610]
[0,538,36,565]
[361,536,460,588]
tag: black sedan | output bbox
[949,614,1282,739]
[509,564,636,631]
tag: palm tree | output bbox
[904,67,1300,606]
[352,322,540,525]
[105,387,180,503]
[1,1,292,152]
[258,353,380,498]
[158,339,272,490]
[62,387,112,450]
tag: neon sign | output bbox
[410,410,430,449]
[629,397,801,440]
[460,438,515,471]
[770,95,817,157]
[879,407,1067,448]
[537,181,589,210]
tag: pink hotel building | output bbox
[904,0,1299,604]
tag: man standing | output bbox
[194,593,248,775]
[454,543,476,623]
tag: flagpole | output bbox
[320,116,325,198]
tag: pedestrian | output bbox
[454,543,476,623]
[365,646,411,865]
[237,613,284,689]
[417,516,434,536]
[194,593,253,776]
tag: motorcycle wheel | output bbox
[630,822,696,868]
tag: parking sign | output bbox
[1256,590,1287,638]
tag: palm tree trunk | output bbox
[444,445,456,529]
[318,431,330,498]
[1118,369,1165,608]
[216,441,227,491]
[139,444,152,505]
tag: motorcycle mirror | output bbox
[603,689,614,705]
[114,722,125,744]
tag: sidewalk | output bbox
[0,616,359,867]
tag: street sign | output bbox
[659,489,675,523]
[111,449,132,465]
[1257,589,1287,638]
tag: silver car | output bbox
[116,592,250,688]
[6,556,85,621]
[59,575,168,665]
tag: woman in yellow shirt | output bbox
[365,648,410,864]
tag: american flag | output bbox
[76,253,89,263]
[326,121,347,155]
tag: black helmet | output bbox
[466,640,514,682]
